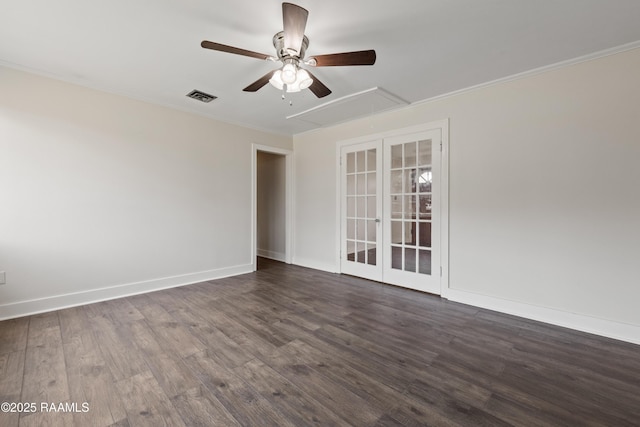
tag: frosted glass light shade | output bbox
[269,70,285,90]
[297,69,313,90]
[281,63,297,84]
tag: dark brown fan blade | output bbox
[309,50,376,67]
[305,70,331,98]
[282,2,308,55]
[201,41,271,61]
[243,70,277,92]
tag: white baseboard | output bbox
[445,288,640,346]
[0,264,253,321]
[292,257,337,273]
[256,249,287,263]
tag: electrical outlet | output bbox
[0,271,5,285]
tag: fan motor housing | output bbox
[273,31,309,60]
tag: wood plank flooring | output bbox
[1,257,639,426]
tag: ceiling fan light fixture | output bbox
[269,66,313,93]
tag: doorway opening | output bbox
[252,145,293,270]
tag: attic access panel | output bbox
[287,87,408,127]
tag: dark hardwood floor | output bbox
[1,258,639,426]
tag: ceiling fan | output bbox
[201,2,376,98]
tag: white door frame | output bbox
[335,119,450,296]
[252,144,294,270]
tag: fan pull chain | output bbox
[281,85,293,106]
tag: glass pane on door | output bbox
[345,148,378,266]
[389,139,432,275]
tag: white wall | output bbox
[293,48,640,342]
[257,151,286,261]
[0,66,291,318]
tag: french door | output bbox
[340,140,383,282]
[340,128,442,294]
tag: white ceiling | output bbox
[2,0,640,135]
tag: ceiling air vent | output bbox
[186,90,217,103]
